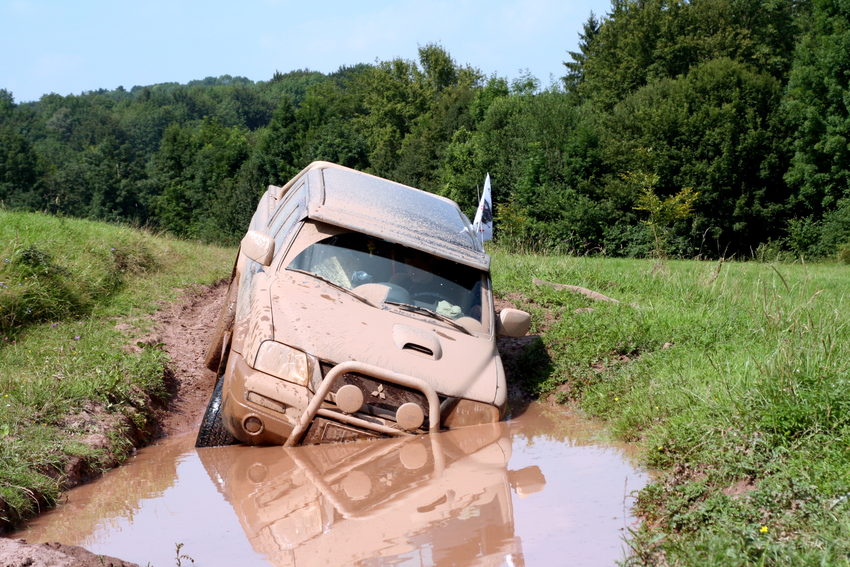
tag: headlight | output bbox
[254,341,310,386]
[443,398,500,428]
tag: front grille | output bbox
[319,362,431,420]
[303,417,381,444]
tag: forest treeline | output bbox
[2,0,850,259]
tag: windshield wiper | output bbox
[288,269,376,307]
[384,301,471,335]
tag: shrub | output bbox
[838,241,850,264]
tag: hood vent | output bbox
[393,324,442,360]
[402,343,434,357]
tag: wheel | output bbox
[195,373,239,448]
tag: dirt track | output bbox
[152,281,228,437]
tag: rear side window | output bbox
[269,192,304,260]
[268,181,303,226]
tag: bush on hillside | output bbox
[0,229,157,338]
[838,242,850,264]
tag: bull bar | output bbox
[284,361,442,447]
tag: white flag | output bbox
[472,173,493,243]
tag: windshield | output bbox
[286,232,485,324]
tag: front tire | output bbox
[195,373,239,448]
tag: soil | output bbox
[149,281,227,437]
[0,539,139,567]
[1,281,228,567]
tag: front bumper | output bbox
[221,353,443,446]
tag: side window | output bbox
[237,183,304,321]
[236,211,298,322]
[269,193,304,262]
[267,181,303,228]
[272,206,303,260]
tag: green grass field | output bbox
[491,250,849,566]
[0,211,233,528]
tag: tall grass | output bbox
[0,216,153,337]
[491,250,850,566]
[0,211,233,527]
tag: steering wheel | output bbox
[411,291,442,305]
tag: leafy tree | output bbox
[419,43,460,93]
[783,0,850,222]
[602,57,786,255]
[80,136,147,222]
[354,57,428,177]
[563,12,601,98]
[0,89,14,118]
[0,128,42,210]
[267,68,329,105]
[438,127,482,213]
[631,171,699,261]
[296,67,370,169]
[394,74,478,191]
[150,119,250,241]
[568,0,800,109]
[253,97,303,185]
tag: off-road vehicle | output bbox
[197,161,530,447]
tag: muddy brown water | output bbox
[15,403,647,566]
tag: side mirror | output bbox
[496,308,531,337]
[240,230,275,266]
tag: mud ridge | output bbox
[148,280,227,437]
[0,539,140,567]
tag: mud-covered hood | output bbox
[268,272,501,404]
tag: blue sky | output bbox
[1,0,611,103]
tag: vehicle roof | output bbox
[281,162,490,271]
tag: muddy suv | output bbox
[197,161,530,447]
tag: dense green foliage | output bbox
[2,2,850,258]
[0,211,232,527]
[492,251,850,566]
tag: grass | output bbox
[490,250,850,567]
[0,210,233,528]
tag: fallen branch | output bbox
[532,278,621,303]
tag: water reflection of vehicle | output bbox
[197,423,544,566]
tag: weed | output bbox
[838,241,850,264]
[174,542,195,566]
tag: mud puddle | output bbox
[15,403,647,566]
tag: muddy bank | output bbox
[0,538,139,567]
[146,281,227,437]
[1,282,227,560]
